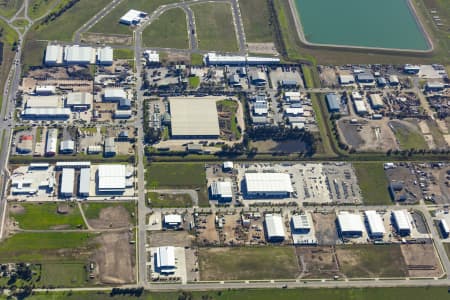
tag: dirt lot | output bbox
[337,118,398,152]
[295,246,341,279]
[196,213,220,246]
[401,243,443,278]
[148,231,194,248]
[247,43,278,55]
[81,32,132,45]
[385,165,422,204]
[312,212,339,245]
[88,206,131,229]
[217,213,266,246]
[92,231,135,284]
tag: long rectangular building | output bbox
[78,168,90,197]
[244,173,293,198]
[337,212,365,238]
[391,210,412,236]
[45,129,58,156]
[265,214,285,242]
[60,168,75,197]
[45,45,63,65]
[97,164,126,193]
[364,210,385,238]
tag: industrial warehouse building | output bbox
[440,219,450,238]
[104,88,127,101]
[45,129,58,156]
[354,100,368,115]
[337,212,365,238]
[60,168,75,197]
[243,173,293,198]
[97,164,127,194]
[291,214,311,234]
[59,140,75,154]
[65,92,92,110]
[16,135,33,154]
[104,137,116,157]
[97,47,113,65]
[45,45,63,65]
[169,98,220,139]
[120,9,147,25]
[210,181,233,202]
[391,210,412,236]
[164,214,182,228]
[364,210,386,239]
[35,85,56,95]
[55,161,91,170]
[64,45,95,65]
[154,246,176,274]
[338,74,355,85]
[78,168,90,197]
[369,94,384,109]
[26,95,60,108]
[326,93,340,113]
[204,53,280,66]
[22,108,71,119]
[265,214,285,242]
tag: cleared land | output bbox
[89,0,180,35]
[336,244,408,278]
[148,192,193,208]
[239,0,273,42]
[28,0,60,19]
[199,247,299,280]
[142,8,188,49]
[390,120,428,150]
[192,2,239,52]
[217,99,241,140]
[40,263,88,288]
[146,163,209,206]
[353,162,391,205]
[81,202,136,229]
[0,0,23,18]
[19,287,450,300]
[9,203,86,230]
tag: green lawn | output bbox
[353,162,392,205]
[199,247,299,280]
[9,203,86,230]
[0,0,23,18]
[188,76,200,89]
[81,202,136,221]
[0,232,96,262]
[28,0,60,19]
[89,0,180,35]
[142,7,188,49]
[390,121,428,150]
[147,191,193,208]
[239,0,273,42]
[14,287,450,300]
[337,244,408,278]
[192,2,239,52]
[40,263,88,287]
[190,53,203,65]
[444,243,450,260]
[113,48,134,60]
[146,163,209,206]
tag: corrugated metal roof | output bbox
[156,246,175,268]
[245,173,293,193]
[326,93,340,111]
[78,168,90,196]
[97,47,113,64]
[46,129,58,154]
[292,214,311,230]
[265,214,285,239]
[337,212,364,233]
[210,181,233,198]
[164,214,182,224]
[64,45,94,64]
[61,168,75,196]
[104,88,127,100]
[66,92,92,106]
[364,210,386,235]
[98,164,126,191]
[392,210,412,231]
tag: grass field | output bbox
[217,99,241,139]
[9,203,86,230]
[142,7,188,49]
[0,0,23,18]
[146,163,209,206]
[353,162,392,205]
[188,76,200,89]
[199,247,299,280]
[337,244,408,278]
[444,243,450,259]
[239,0,273,43]
[147,191,193,208]
[190,53,203,65]
[89,0,180,35]
[81,202,136,221]
[192,2,239,52]
[0,232,96,262]
[390,121,428,150]
[40,263,88,287]
[28,0,59,19]
[113,48,134,60]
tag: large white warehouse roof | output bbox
[97,47,113,64]
[26,95,60,108]
[392,210,412,232]
[156,246,175,269]
[337,212,365,234]
[364,210,386,236]
[64,45,95,64]
[104,88,127,100]
[169,98,220,137]
[45,45,63,64]
[60,168,75,196]
[97,164,126,192]
[78,167,90,196]
[265,214,285,240]
[245,173,293,193]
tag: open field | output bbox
[113,48,134,60]
[0,0,23,18]
[17,287,450,300]
[81,202,136,229]
[0,232,97,262]
[148,191,193,208]
[89,0,180,35]
[390,120,428,150]
[273,0,449,65]
[217,99,241,140]
[40,263,88,287]
[353,162,391,205]
[198,247,299,280]
[146,163,209,206]
[28,0,60,19]
[239,0,273,43]
[336,245,408,278]
[9,202,86,230]
[142,8,188,49]
[192,2,239,52]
